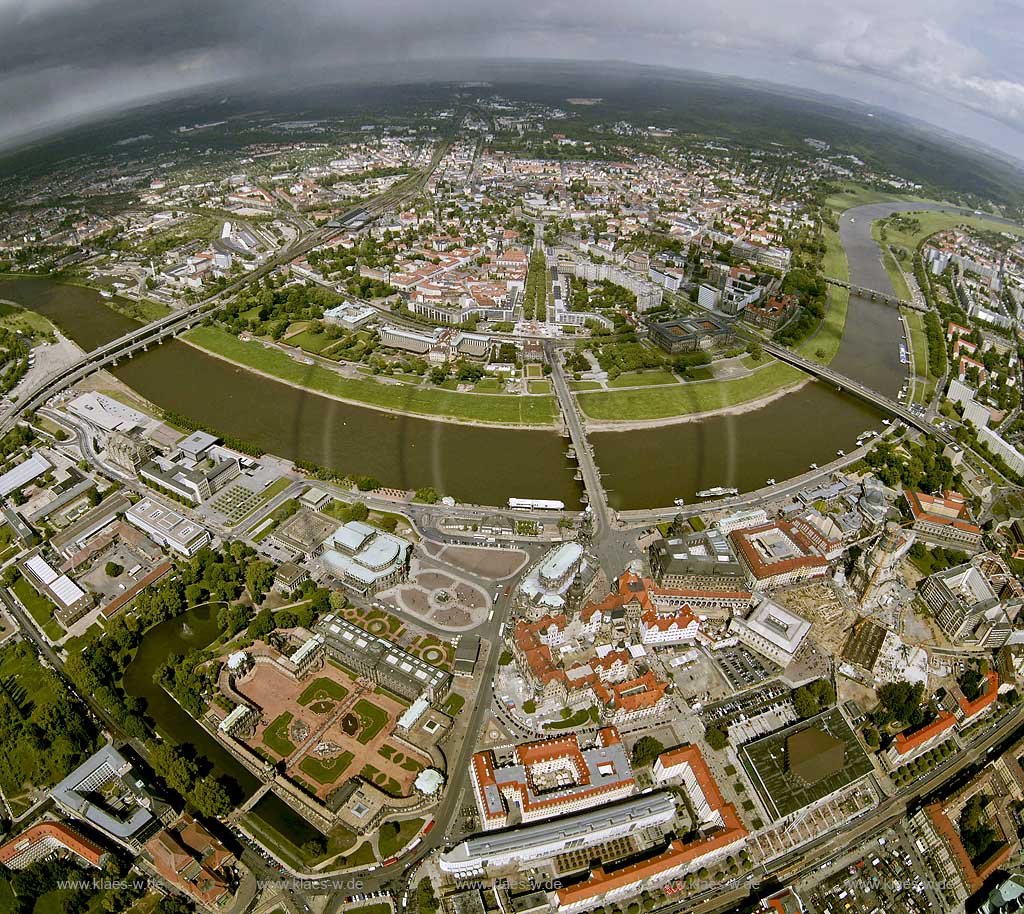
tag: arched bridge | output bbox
[824,277,925,312]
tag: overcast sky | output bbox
[2,0,1024,160]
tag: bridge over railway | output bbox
[823,276,925,312]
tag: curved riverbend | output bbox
[0,200,999,509]
[591,201,983,509]
[0,276,582,508]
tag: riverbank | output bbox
[183,325,559,428]
[578,218,852,423]
[583,374,813,429]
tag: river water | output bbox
[0,201,957,850]
[0,201,953,511]
[0,276,582,508]
[591,202,948,509]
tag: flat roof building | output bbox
[124,497,211,556]
[321,521,411,595]
[317,611,450,701]
[648,531,746,593]
[0,451,50,497]
[439,792,678,876]
[729,597,812,667]
[271,507,340,557]
[51,744,166,850]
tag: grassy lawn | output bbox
[377,818,424,858]
[186,326,557,425]
[607,369,679,388]
[544,707,597,730]
[527,379,551,394]
[578,361,804,421]
[569,380,602,391]
[473,378,502,392]
[359,764,402,795]
[0,302,60,337]
[262,712,297,757]
[442,693,465,715]
[347,905,392,914]
[877,244,912,300]
[824,182,942,214]
[903,309,936,404]
[796,284,849,366]
[889,210,1024,249]
[526,363,543,379]
[299,751,354,785]
[11,577,63,640]
[298,677,349,706]
[338,841,377,868]
[353,699,390,744]
[287,329,336,353]
[820,223,850,283]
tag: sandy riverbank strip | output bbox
[581,377,813,431]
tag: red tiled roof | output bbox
[960,671,999,719]
[0,821,106,868]
[102,561,173,618]
[904,490,981,536]
[729,521,828,581]
[926,801,1011,894]
[893,712,956,755]
[611,671,668,712]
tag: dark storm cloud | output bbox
[1,0,1023,155]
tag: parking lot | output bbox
[713,645,777,691]
[701,680,791,731]
[802,825,944,914]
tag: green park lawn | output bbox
[12,576,63,641]
[442,693,465,715]
[262,712,297,757]
[823,182,942,214]
[607,369,679,388]
[873,209,1024,251]
[903,309,937,404]
[577,361,804,421]
[544,707,598,730]
[299,751,354,786]
[878,246,912,301]
[359,764,402,795]
[287,327,336,353]
[297,677,349,706]
[185,326,557,425]
[354,699,390,744]
[377,818,425,858]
